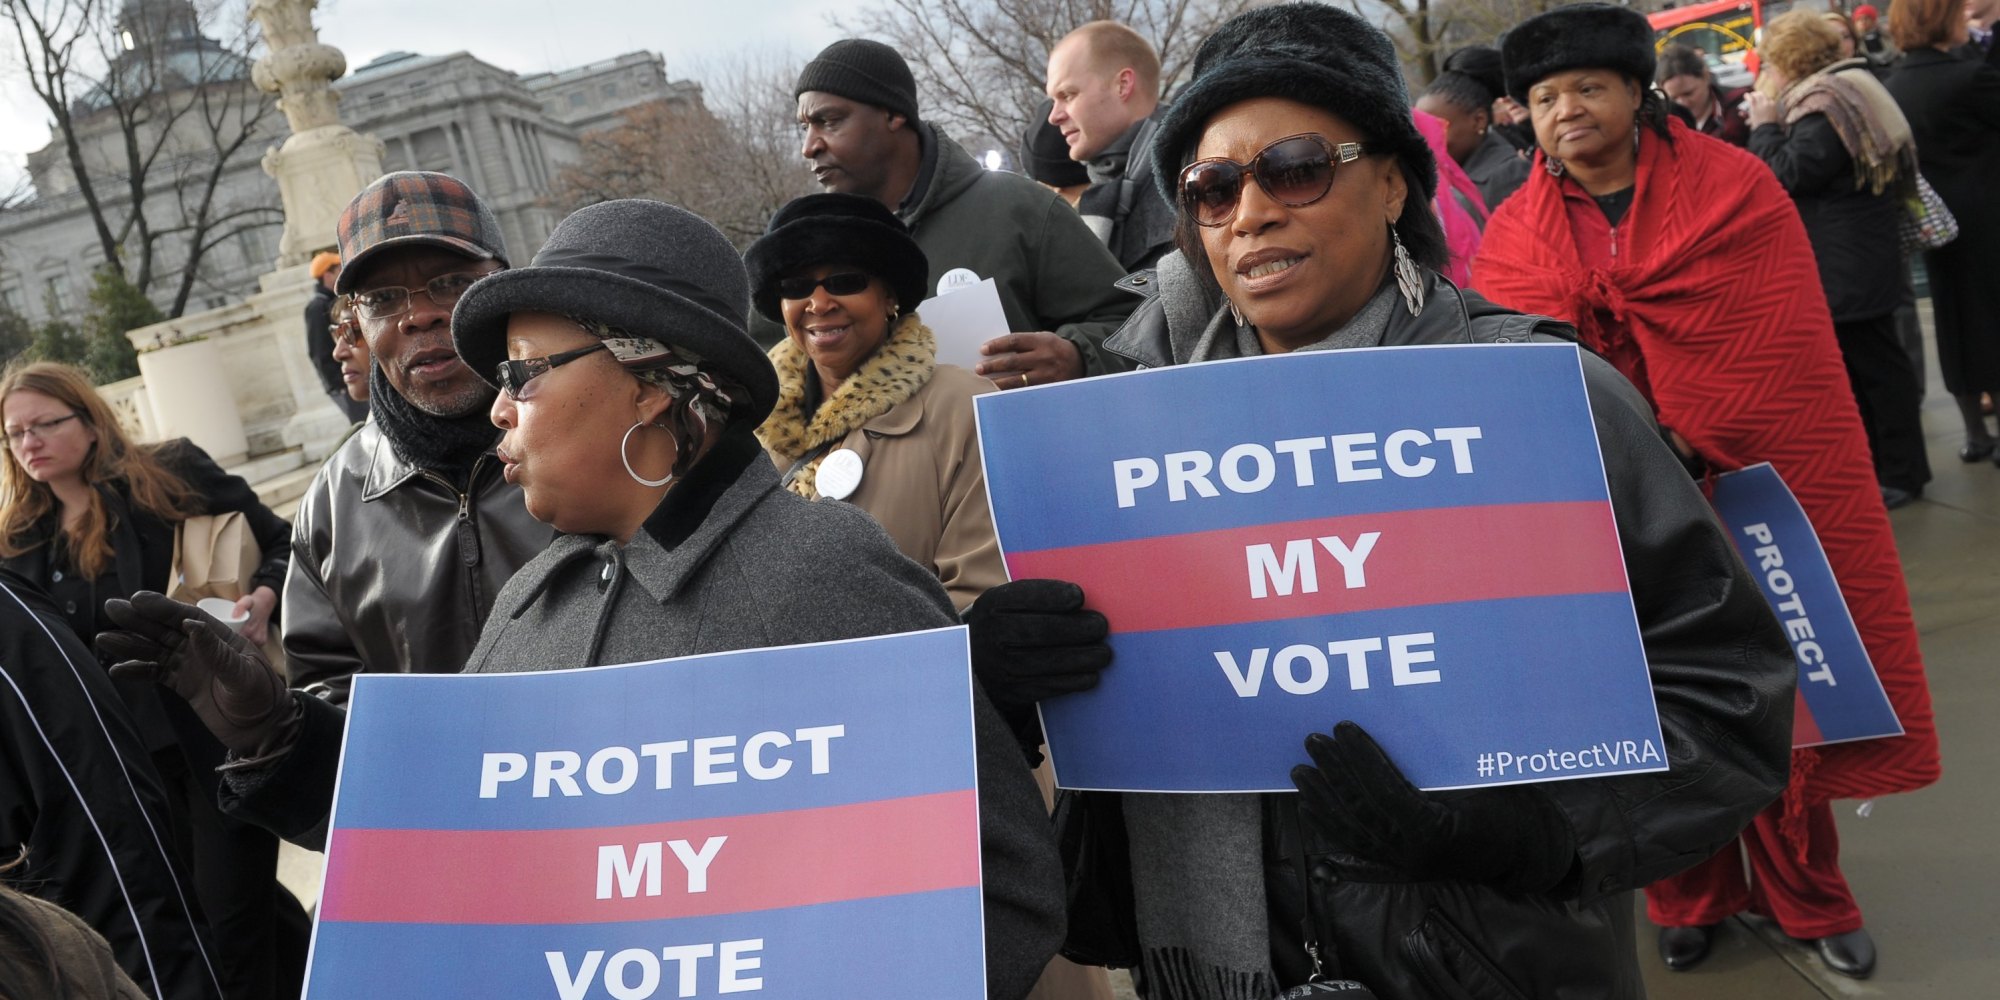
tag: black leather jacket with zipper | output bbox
[1091,257,1794,1000]
[280,420,553,703]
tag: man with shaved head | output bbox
[1045,20,1176,271]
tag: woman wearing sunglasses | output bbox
[744,193,1006,612]
[1474,4,1940,980]
[1083,6,1794,998]
[97,199,1070,1000]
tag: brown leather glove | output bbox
[98,591,295,756]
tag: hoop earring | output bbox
[620,421,672,488]
[1227,297,1247,328]
[1392,226,1425,317]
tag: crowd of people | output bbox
[2,0,1984,996]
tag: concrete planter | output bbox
[136,337,251,466]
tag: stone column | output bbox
[250,0,386,268]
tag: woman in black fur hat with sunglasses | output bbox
[1066,5,1796,998]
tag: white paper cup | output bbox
[196,597,250,632]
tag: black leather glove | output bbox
[962,579,1112,712]
[1290,721,1578,896]
[97,591,295,756]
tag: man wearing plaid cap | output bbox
[280,172,553,704]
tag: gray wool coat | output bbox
[462,428,1065,1000]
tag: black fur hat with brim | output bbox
[1501,3,1657,104]
[743,193,931,325]
[452,199,778,425]
[1148,3,1438,213]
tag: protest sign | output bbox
[917,278,1008,372]
[976,344,1664,793]
[1708,463,1903,747]
[304,627,986,1000]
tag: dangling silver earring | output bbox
[1544,154,1566,177]
[1633,123,1642,155]
[1392,226,1424,317]
[621,420,672,488]
[1227,297,1247,328]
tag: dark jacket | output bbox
[1460,129,1531,214]
[1095,258,1795,999]
[280,419,552,703]
[1694,84,1751,146]
[1078,113,1177,272]
[229,428,1066,1000]
[304,284,342,399]
[1748,102,1904,321]
[0,571,223,1000]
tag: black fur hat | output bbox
[1442,46,1506,105]
[1501,3,1658,104]
[742,193,931,325]
[1147,3,1437,212]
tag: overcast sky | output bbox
[0,0,852,192]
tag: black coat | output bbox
[304,284,342,398]
[1748,113,1903,322]
[1096,262,1794,1000]
[1887,48,2000,393]
[0,571,224,1000]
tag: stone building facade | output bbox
[0,30,694,325]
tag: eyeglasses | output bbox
[776,271,872,300]
[4,413,80,446]
[351,272,486,321]
[1179,134,1377,228]
[494,342,608,399]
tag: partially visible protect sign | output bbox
[304,628,986,1000]
[1709,463,1903,747]
[975,344,1666,793]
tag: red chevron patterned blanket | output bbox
[1472,120,1939,834]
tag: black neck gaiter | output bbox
[366,363,501,489]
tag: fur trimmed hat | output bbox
[452,199,778,425]
[1148,4,1437,212]
[1501,3,1658,104]
[742,193,931,325]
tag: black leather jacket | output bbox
[281,421,552,702]
[1093,261,1795,1000]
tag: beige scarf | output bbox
[1783,59,1915,195]
[756,316,936,498]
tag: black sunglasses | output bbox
[777,271,872,300]
[1179,134,1378,228]
[494,342,608,399]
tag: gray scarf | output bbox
[1126,279,1397,1000]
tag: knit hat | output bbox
[1149,4,1437,212]
[452,200,779,426]
[743,193,931,325]
[308,251,341,279]
[1019,99,1091,188]
[1852,4,1879,19]
[1442,46,1506,105]
[1501,3,1657,104]
[334,171,508,294]
[794,39,920,123]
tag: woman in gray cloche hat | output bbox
[1077,5,1794,999]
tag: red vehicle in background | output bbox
[1648,0,1769,88]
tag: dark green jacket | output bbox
[755,127,1136,376]
[904,128,1134,374]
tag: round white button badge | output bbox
[935,268,981,295]
[817,448,866,501]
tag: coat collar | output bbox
[623,426,775,604]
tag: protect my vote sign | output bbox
[976,343,1666,793]
[303,627,985,1000]
[1708,463,1903,747]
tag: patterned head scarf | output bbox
[569,315,747,479]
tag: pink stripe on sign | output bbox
[1004,502,1628,635]
[319,790,979,925]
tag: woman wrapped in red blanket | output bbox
[1473,3,1939,982]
